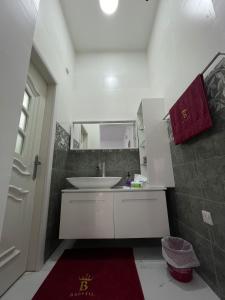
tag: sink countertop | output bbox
[62,186,166,193]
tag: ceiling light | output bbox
[105,75,118,88]
[99,0,119,15]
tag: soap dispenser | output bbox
[126,172,132,187]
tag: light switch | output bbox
[202,210,214,226]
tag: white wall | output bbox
[33,0,77,132]
[0,0,39,238]
[147,0,225,111]
[34,3,153,127]
[71,52,151,121]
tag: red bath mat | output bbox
[33,248,144,300]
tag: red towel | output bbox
[169,74,212,145]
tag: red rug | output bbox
[33,248,144,300]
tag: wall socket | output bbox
[202,210,214,226]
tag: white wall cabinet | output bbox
[59,192,114,239]
[59,190,170,239]
[137,99,175,187]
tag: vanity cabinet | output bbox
[114,191,170,238]
[59,192,114,239]
[59,190,170,239]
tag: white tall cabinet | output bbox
[137,99,174,187]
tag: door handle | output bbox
[32,155,41,180]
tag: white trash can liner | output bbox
[161,236,200,269]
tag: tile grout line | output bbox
[175,191,225,205]
[176,219,211,243]
[171,152,225,167]
[208,228,221,297]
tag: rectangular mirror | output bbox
[71,121,138,150]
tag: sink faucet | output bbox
[102,161,105,177]
[97,161,106,177]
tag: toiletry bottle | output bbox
[126,172,132,187]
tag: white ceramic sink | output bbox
[67,177,122,189]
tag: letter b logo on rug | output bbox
[79,274,93,292]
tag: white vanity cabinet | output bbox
[114,191,170,238]
[59,189,170,239]
[59,192,114,239]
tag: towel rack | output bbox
[162,52,225,120]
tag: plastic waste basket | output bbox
[161,236,200,283]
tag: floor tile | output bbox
[1,244,219,300]
[136,260,219,300]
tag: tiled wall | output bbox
[167,58,225,299]
[66,149,140,186]
[45,126,140,260]
[45,122,70,260]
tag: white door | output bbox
[0,63,47,296]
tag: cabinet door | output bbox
[114,191,170,238]
[59,192,114,239]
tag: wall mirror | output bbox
[70,121,138,150]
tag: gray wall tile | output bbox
[203,200,225,250]
[167,58,225,298]
[173,163,204,198]
[213,246,225,299]
[197,156,225,203]
[66,149,140,184]
[45,122,70,261]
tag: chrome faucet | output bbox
[102,161,105,177]
[97,161,106,177]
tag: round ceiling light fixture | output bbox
[99,0,119,15]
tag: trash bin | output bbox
[161,236,200,283]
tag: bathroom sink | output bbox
[66,177,121,189]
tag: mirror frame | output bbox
[70,120,138,150]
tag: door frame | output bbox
[26,46,57,271]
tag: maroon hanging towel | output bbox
[169,74,212,145]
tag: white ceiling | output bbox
[60,0,159,52]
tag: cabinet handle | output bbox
[69,199,105,203]
[121,198,157,202]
